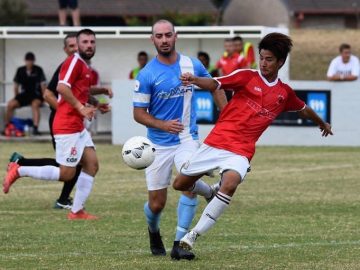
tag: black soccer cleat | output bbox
[148,228,166,256]
[171,241,195,260]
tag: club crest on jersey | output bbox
[134,80,140,92]
[66,147,78,163]
[157,85,193,99]
[254,86,262,92]
[277,95,285,104]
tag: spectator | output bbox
[216,38,247,100]
[197,51,219,77]
[327,43,359,81]
[58,0,81,26]
[233,36,257,69]
[3,52,46,136]
[129,51,148,79]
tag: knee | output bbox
[60,168,76,182]
[149,200,165,214]
[82,161,99,177]
[221,171,242,194]
[172,176,187,191]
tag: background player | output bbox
[172,32,333,255]
[3,29,110,220]
[133,19,227,260]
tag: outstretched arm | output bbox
[298,106,333,137]
[181,72,219,92]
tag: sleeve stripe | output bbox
[133,92,151,103]
[63,56,79,83]
[58,80,71,88]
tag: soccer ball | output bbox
[122,136,156,170]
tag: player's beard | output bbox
[156,43,175,57]
[79,49,95,60]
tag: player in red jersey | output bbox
[3,29,110,220]
[172,32,333,253]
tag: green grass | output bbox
[0,142,359,269]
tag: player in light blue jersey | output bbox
[133,19,227,260]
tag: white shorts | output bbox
[181,144,250,181]
[145,140,200,191]
[54,129,95,167]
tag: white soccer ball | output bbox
[122,136,156,170]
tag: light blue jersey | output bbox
[133,53,211,146]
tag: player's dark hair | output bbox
[76,28,96,38]
[258,32,292,64]
[339,43,351,52]
[25,52,35,61]
[137,51,148,58]
[233,36,243,42]
[197,51,210,62]
[63,33,77,47]
[151,19,175,34]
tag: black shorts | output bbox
[15,92,43,107]
[58,0,78,9]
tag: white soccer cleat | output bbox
[180,230,199,250]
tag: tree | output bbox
[0,0,27,26]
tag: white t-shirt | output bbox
[327,55,360,78]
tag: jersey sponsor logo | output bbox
[157,85,193,99]
[246,98,276,120]
[134,80,140,92]
[66,147,78,163]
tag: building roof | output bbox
[287,0,360,14]
[25,0,217,17]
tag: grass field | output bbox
[0,142,359,270]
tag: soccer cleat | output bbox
[180,230,199,251]
[9,152,24,163]
[148,228,166,256]
[171,241,195,260]
[205,181,221,203]
[67,210,98,220]
[54,198,73,210]
[3,162,20,194]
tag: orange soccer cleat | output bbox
[67,209,99,220]
[3,162,20,194]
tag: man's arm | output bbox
[297,106,333,137]
[327,74,357,81]
[212,89,227,111]
[133,107,184,134]
[57,83,96,120]
[181,72,219,92]
[90,86,113,98]
[43,89,58,110]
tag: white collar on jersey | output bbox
[257,70,279,87]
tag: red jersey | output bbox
[216,52,248,76]
[53,53,92,134]
[90,67,100,87]
[205,70,306,160]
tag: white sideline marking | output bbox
[0,240,359,258]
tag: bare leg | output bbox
[5,99,20,124]
[58,8,67,26]
[71,8,81,26]
[31,99,41,128]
